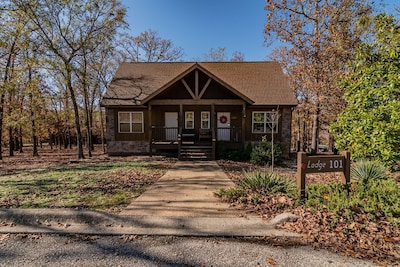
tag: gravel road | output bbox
[0,234,377,267]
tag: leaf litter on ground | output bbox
[217,159,400,266]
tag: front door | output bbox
[165,112,178,141]
[217,112,231,141]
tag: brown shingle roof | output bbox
[101,62,297,107]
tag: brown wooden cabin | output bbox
[101,62,297,160]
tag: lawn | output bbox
[0,146,174,212]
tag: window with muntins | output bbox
[118,112,143,133]
[252,111,279,133]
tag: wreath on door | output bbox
[219,115,228,124]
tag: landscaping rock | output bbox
[269,212,299,226]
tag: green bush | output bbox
[351,159,389,184]
[305,178,400,225]
[239,170,296,196]
[216,142,252,161]
[250,136,282,166]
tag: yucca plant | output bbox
[351,159,389,185]
[239,170,296,195]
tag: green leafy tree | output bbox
[331,14,400,168]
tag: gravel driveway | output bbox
[0,234,377,267]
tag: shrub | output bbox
[217,142,252,161]
[250,136,282,166]
[305,178,400,225]
[239,170,296,196]
[351,159,389,184]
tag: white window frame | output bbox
[185,111,194,129]
[200,111,210,129]
[252,111,279,133]
[118,111,144,133]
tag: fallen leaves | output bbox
[0,233,11,242]
[280,207,400,266]
[267,257,276,265]
[219,159,400,266]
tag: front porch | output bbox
[150,126,243,160]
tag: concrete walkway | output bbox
[0,161,300,238]
[120,161,241,217]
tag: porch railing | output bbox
[216,127,242,142]
[151,126,242,143]
[151,126,178,142]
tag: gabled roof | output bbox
[101,61,297,107]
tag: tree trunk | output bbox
[67,71,84,159]
[19,128,23,153]
[0,41,17,160]
[9,127,14,157]
[100,107,106,153]
[310,107,320,155]
[28,68,39,157]
[0,94,4,160]
[85,113,92,157]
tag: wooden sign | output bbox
[297,151,350,199]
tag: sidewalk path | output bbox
[0,160,300,237]
[120,160,241,217]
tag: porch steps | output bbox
[180,146,213,160]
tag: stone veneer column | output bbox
[105,109,115,153]
[281,107,293,155]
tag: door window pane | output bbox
[201,111,210,129]
[185,111,194,129]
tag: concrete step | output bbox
[180,147,214,160]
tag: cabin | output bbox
[101,62,297,160]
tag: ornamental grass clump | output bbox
[239,170,296,196]
[351,159,389,184]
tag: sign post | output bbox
[297,151,350,199]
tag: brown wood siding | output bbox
[150,105,180,126]
[153,83,193,100]
[201,81,240,99]
[150,105,243,135]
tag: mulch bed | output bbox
[217,159,400,266]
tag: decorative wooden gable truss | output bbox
[101,62,297,160]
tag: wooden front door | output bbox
[165,112,178,141]
[217,112,231,141]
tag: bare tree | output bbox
[15,0,126,159]
[201,47,245,62]
[119,29,184,62]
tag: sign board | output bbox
[297,151,350,199]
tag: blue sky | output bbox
[121,0,399,61]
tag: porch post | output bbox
[148,104,152,157]
[242,103,246,148]
[211,103,216,160]
[178,104,183,160]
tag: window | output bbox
[185,111,194,129]
[201,111,210,129]
[252,111,279,133]
[118,112,143,133]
